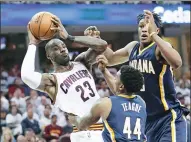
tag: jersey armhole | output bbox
[49,74,58,105]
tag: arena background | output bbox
[0,1,190,142]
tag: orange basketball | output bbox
[29,12,57,40]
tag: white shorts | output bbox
[70,131,104,142]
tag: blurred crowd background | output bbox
[0,1,190,142]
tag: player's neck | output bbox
[140,41,152,50]
[54,62,74,73]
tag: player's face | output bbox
[138,19,152,44]
[51,42,70,66]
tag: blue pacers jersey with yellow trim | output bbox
[128,42,180,117]
[102,95,147,142]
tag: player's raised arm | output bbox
[51,17,107,52]
[96,55,118,94]
[21,24,56,101]
[144,10,182,69]
[68,97,111,130]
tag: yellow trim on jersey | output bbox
[170,109,177,142]
[159,65,169,110]
[170,67,174,77]
[104,120,116,142]
[118,94,136,99]
[138,42,155,55]
[73,123,104,132]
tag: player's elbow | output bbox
[172,59,182,69]
[21,69,28,85]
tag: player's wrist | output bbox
[150,32,157,38]
[67,35,75,42]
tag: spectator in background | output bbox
[0,108,8,128]
[22,103,40,121]
[38,96,50,117]
[21,108,41,135]
[24,128,36,142]
[1,69,9,93]
[17,135,27,142]
[8,77,25,98]
[97,80,110,97]
[1,127,16,142]
[7,65,20,85]
[30,90,41,112]
[6,105,22,137]
[11,87,26,113]
[1,91,9,111]
[40,104,52,131]
[43,115,63,142]
[179,73,190,89]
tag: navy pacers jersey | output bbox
[102,95,147,142]
[128,42,180,118]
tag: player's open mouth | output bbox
[141,34,148,40]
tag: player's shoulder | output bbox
[72,61,86,67]
[125,41,139,53]
[136,95,146,108]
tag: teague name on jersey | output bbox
[129,59,155,74]
[60,70,92,94]
[121,102,142,113]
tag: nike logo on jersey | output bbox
[60,70,91,94]
[129,59,155,74]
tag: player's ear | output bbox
[119,84,124,91]
[156,28,160,34]
[46,53,51,60]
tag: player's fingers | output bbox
[50,27,59,32]
[96,55,105,61]
[51,18,59,25]
[144,10,152,15]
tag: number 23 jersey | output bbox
[52,62,100,117]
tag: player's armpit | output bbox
[37,73,57,102]
[103,41,138,66]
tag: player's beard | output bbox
[54,55,70,66]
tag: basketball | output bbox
[29,12,57,40]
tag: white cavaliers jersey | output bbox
[52,62,100,117]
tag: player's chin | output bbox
[140,39,150,44]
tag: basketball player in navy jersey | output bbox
[94,10,189,142]
[69,58,147,142]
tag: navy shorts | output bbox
[145,107,187,142]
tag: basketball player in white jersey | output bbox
[21,16,107,142]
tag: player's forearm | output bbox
[21,44,42,89]
[69,35,107,52]
[102,68,117,95]
[152,34,182,69]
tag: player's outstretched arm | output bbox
[97,55,118,95]
[103,41,138,66]
[68,97,111,130]
[144,10,182,69]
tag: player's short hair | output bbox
[120,65,143,93]
[45,38,63,53]
[137,12,163,28]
